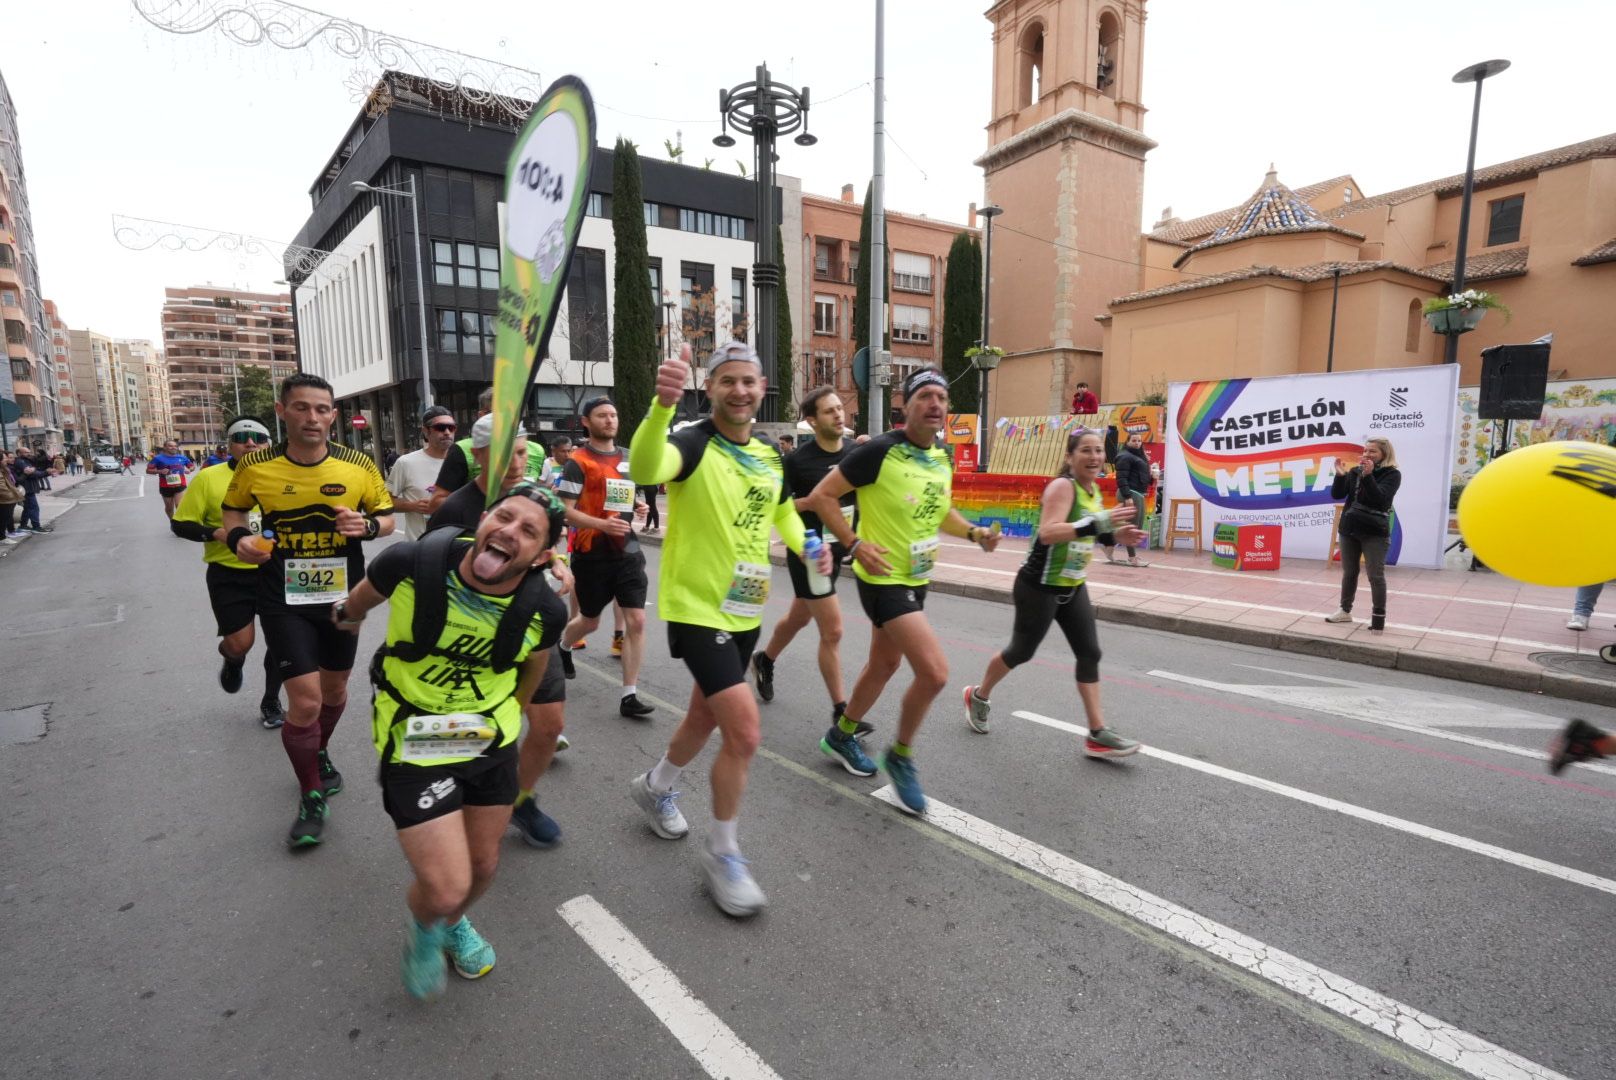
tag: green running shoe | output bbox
[286,790,328,848]
[444,916,495,979]
[317,749,343,797]
[401,919,447,1000]
[1084,727,1140,759]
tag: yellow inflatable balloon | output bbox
[1458,441,1616,587]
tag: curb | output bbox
[634,531,1616,709]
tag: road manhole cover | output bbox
[1530,651,1616,684]
[0,704,49,746]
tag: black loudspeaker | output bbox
[1478,342,1550,421]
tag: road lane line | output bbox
[870,785,1569,1080]
[557,894,783,1080]
[1149,669,1616,777]
[1013,710,1616,896]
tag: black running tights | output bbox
[1000,576,1102,683]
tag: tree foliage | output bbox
[941,231,983,413]
[611,138,658,442]
[232,364,278,433]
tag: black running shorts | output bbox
[206,563,260,637]
[785,544,846,601]
[856,579,929,629]
[666,621,761,697]
[573,552,649,618]
[260,608,360,679]
[530,647,566,706]
[380,741,519,830]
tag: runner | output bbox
[147,439,194,520]
[333,485,566,999]
[427,387,545,515]
[389,406,458,540]
[203,444,231,468]
[555,396,653,718]
[1549,718,1613,774]
[171,418,287,729]
[962,428,1142,758]
[628,341,829,917]
[750,386,870,738]
[540,437,571,488]
[428,415,574,846]
[222,373,395,847]
[805,366,1002,815]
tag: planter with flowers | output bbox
[1423,290,1511,335]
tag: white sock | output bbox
[648,755,682,793]
[559,642,572,653]
[621,685,637,699]
[708,817,740,857]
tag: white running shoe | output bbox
[963,685,991,734]
[700,848,767,917]
[1323,609,1354,624]
[630,772,688,839]
[1567,615,1590,631]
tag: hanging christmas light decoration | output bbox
[111,213,348,281]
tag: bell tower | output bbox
[978,0,1155,415]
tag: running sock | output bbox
[514,789,535,807]
[890,740,914,758]
[971,688,989,703]
[836,715,859,736]
[833,700,847,718]
[317,702,344,749]
[648,755,682,793]
[708,818,740,857]
[281,720,323,793]
[621,685,638,699]
[559,642,573,653]
[261,651,283,707]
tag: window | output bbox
[730,271,748,340]
[566,247,609,367]
[437,308,496,356]
[0,244,12,269]
[892,252,932,293]
[648,260,663,316]
[892,304,931,343]
[433,241,499,289]
[1097,11,1121,97]
[0,290,15,307]
[813,294,837,336]
[11,359,28,382]
[678,208,749,240]
[813,351,837,386]
[1405,299,1422,353]
[586,192,604,218]
[1486,195,1523,246]
[680,261,716,361]
[643,202,660,227]
[1017,22,1045,108]
[4,319,24,344]
[815,242,835,277]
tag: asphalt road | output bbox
[3,472,1613,1080]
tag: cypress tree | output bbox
[611,138,658,441]
[940,231,983,413]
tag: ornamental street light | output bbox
[1443,59,1510,366]
[714,63,816,421]
[976,204,1003,472]
[351,178,435,409]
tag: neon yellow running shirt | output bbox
[837,429,952,588]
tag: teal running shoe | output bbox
[444,916,495,979]
[820,726,877,777]
[401,919,447,1000]
[879,748,926,815]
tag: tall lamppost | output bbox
[713,63,816,421]
[976,204,1003,472]
[352,178,435,409]
[1443,59,1510,366]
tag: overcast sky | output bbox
[3,0,1611,344]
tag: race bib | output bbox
[603,477,636,514]
[909,537,940,580]
[840,504,856,526]
[284,557,347,605]
[400,713,495,761]
[720,561,772,618]
[160,473,183,488]
[1052,538,1094,584]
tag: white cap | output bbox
[471,413,529,449]
[226,418,272,441]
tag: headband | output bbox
[902,369,949,398]
[226,418,272,440]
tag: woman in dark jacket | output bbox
[1103,433,1153,567]
[1324,436,1401,631]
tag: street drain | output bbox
[1530,651,1616,684]
[0,704,50,745]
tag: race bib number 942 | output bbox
[284,557,347,605]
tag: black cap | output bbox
[422,405,455,425]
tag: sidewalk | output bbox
[637,493,1616,707]
[0,470,97,557]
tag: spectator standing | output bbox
[1566,582,1610,632]
[1070,382,1099,415]
[1104,432,1152,567]
[387,406,458,540]
[1324,436,1401,632]
[15,448,51,531]
[0,451,24,539]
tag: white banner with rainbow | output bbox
[1165,366,1459,568]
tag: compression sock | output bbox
[281,720,323,793]
[317,702,345,749]
[890,741,914,758]
[708,817,740,857]
[648,755,683,793]
[836,714,860,736]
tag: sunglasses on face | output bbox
[428,423,457,433]
[231,434,271,444]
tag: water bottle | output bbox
[801,530,832,597]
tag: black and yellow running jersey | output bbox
[838,429,952,588]
[629,400,807,632]
[222,442,393,612]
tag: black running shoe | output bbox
[560,646,576,680]
[218,656,245,694]
[752,652,775,702]
[620,694,655,719]
[317,749,343,797]
[259,701,286,730]
[287,791,328,848]
[1549,718,1608,775]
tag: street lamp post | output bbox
[1443,59,1510,366]
[352,177,435,410]
[713,63,816,422]
[976,204,1003,472]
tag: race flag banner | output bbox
[488,75,596,508]
[1165,365,1458,568]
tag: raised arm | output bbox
[629,345,694,486]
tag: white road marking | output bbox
[1013,710,1616,896]
[1147,669,1616,777]
[1199,665,1560,730]
[870,786,1570,1080]
[557,894,783,1080]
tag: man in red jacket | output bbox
[1070,382,1099,415]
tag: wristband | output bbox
[226,527,253,553]
[846,538,862,557]
[1092,509,1115,534]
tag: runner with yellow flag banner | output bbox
[486,77,597,508]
